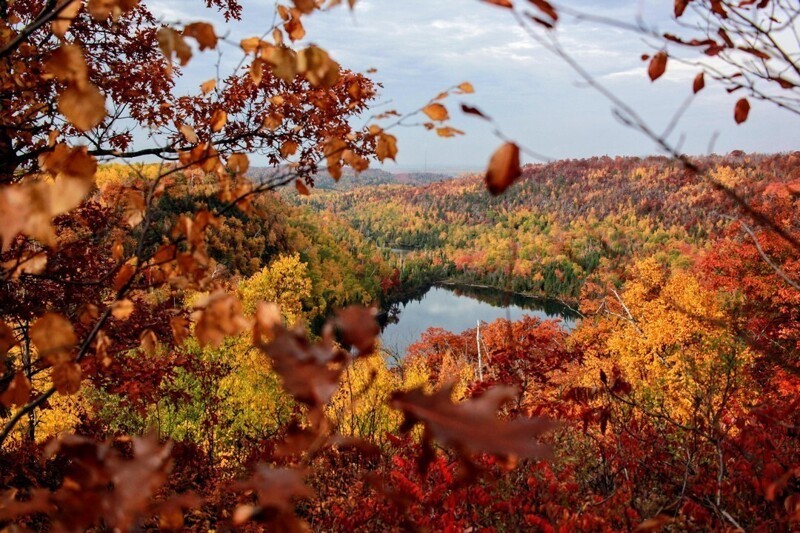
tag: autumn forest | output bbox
[1,0,800,531]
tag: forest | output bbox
[1,0,800,531]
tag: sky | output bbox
[150,0,800,172]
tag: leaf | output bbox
[391,384,555,463]
[0,372,32,407]
[233,466,312,528]
[297,45,340,87]
[45,45,88,87]
[0,321,15,359]
[461,103,491,120]
[529,0,558,21]
[227,153,249,175]
[52,0,82,38]
[210,109,227,132]
[482,0,513,8]
[456,82,475,93]
[52,362,82,395]
[436,127,465,138]
[295,179,310,196]
[423,103,449,122]
[674,0,690,18]
[192,292,249,348]
[485,142,522,195]
[179,124,199,143]
[59,83,107,131]
[693,71,705,93]
[648,51,668,81]
[183,22,217,50]
[200,78,216,95]
[292,0,316,14]
[376,132,398,162]
[734,97,750,124]
[111,299,135,320]
[157,27,192,74]
[280,140,299,158]
[250,58,264,85]
[335,306,379,354]
[30,313,76,365]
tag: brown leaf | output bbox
[170,316,190,345]
[292,0,316,14]
[183,22,217,50]
[227,153,249,175]
[693,71,705,93]
[376,132,398,162]
[139,329,158,355]
[193,292,249,348]
[485,142,521,195]
[0,321,15,358]
[260,324,347,406]
[59,83,107,131]
[52,362,82,395]
[674,0,690,18]
[461,103,491,120]
[391,384,555,463]
[179,124,199,143]
[157,27,192,74]
[648,51,668,81]
[295,179,310,196]
[529,0,558,21]
[422,103,449,122]
[233,466,312,528]
[210,109,227,132]
[734,97,750,124]
[335,306,379,354]
[0,371,31,407]
[280,140,299,158]
[31,313,76,365]
[52,0,82,38]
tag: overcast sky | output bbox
[152,0,800,172]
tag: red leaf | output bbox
[734,98,750,124]
[693,72,705,93]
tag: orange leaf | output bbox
[295,179,310,195]
[482,0,513,8]
[200,79,216,95]
[31,313,77,365]
[423,103,449,122]
[183,22,217,50]
[210,109,227,132]
[485,142,521,195]
[648,51,668,81]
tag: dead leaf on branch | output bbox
[232,465,312,528]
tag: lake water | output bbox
[379,284,579,358]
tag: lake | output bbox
[379,284,579,359]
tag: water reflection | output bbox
[380,284,579,359]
